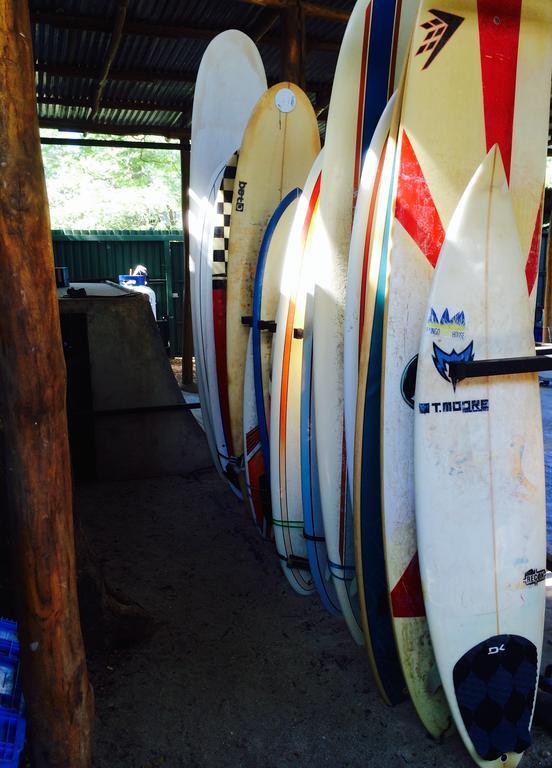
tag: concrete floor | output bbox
[78,391,552,768]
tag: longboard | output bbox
[415,147,545,768]
[189,31,266,482]
[226,83,320,469]
[301,274,341,616]
[243,189,300,536]
[313,0,417,650]
[211,152,241,493]
[270,151,323,596]
[366,0,551,728]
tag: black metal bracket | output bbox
[286,555,311,572]
[448,348,552,386]
[257,320,277,333]
[241,315,253,327]
[293,328,304,340]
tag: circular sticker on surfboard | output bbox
[275,88,296,113]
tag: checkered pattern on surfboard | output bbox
[213,152,238,280]
[453,634,538,761]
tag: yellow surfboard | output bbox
[226,83,320,461]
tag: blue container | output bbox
[0,620,25,767]
[118,274,145,287]
[54,266,70,288]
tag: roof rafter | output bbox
[39,116,190,139]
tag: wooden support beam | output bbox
[89,0,128,119]
[0,2,93,766]
[41,136,184,150]
[39,116,190,139]
[236,0,350,22]
[30,11,340,51]
[180,142,195,389]
[281,2,305,87]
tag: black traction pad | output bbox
[453,634,538,761]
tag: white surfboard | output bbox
[343,91,396,496]
[189,30,267,481]
[415,147,545,768]
[270,151,323,596]
[312,0,416,647]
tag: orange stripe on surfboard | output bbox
[278,173,322,516]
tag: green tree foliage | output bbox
[40,132,183,230]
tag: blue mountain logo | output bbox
[427,307,465,326]
[432,340,474,391]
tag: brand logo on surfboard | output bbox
[523,568,546,587]
[427,307,465,339]
[235,180,247,212]
[432,341,474,391]
[416,9,464,70]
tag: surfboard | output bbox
[301,277,341,616]
[211,152,241,494]
[414,147,545,768]
[313,0,416,650]
[353,87,408,706]
[189,30,266,482]
[344,91,396,511]
[243,189,300,537]
[365,0,551,727]
[226,82,320,468]
[270,151,323,596]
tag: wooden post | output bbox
[0,2,94,766]
[281,1,306,88]
[180,139,195,389]
[543,214,552,342]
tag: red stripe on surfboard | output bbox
[213,285,233,454]
[353,3,373,201]
[390,551,426,618]
[279,173,322,508]
[246,444,270,533]
[477,0,522,183]
[246,424,261,455]
[526,197,543,296]
[359,135,389,349]
[395,131,445,268]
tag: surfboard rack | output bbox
[448,349,552,385]
[293,328,304,340]
[285,555,311,572]
[257,320,277,333]
[241,316,277,333]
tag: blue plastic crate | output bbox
[0,620,25,767]
[0,712,25,765]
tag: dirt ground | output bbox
[77,447,552,768]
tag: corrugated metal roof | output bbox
[31,0,352,138]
